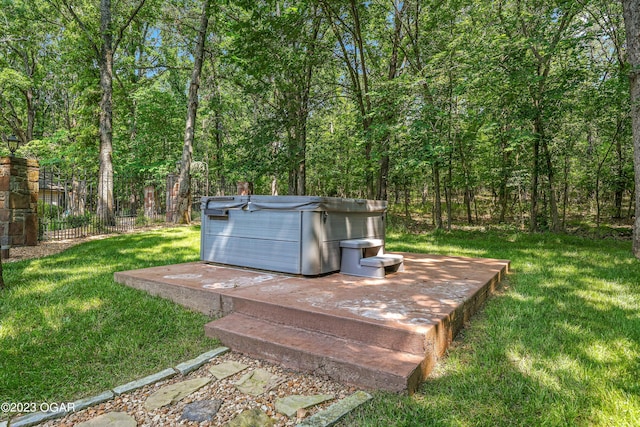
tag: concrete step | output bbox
[205,312,427,393]
[229,296,427,355]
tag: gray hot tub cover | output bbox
[202,195,386,213]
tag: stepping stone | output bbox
[144,377,212,411]
[208,361,249,380]
[275,394,335,418]
[297,390,373,427]
[226,408,274,427]
[75,412,136,427]
[180,399,223,422]
[235,369,283,396]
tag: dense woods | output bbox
[0,0,638,235]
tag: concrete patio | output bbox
[114,253,509,393]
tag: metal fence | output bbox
[38,168,206,241]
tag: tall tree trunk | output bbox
[97,0,115,225]
[56,0,146,226]
[530,137,540,231]
[457,132,473,224]
[296,9,323,197]
[293,7,320,197]
[403,175,410,220]
[614,118,624,218]
[378,153,389,200]
[214,105,225,194]
[541,137,560,231]
[377,1,407,201]
[433,163,443,229]
[348,0,374,198]
[287,128,297,195]
[26,88,35,142]
[562,152,570,228]
[324,0,374,197]
[208,55,225,194]
[297,121,307,196]
[595,138,615,228]
[622,0,640,258]
[498,131,510,223]
[175,0,211,224]
[445,149,453,231]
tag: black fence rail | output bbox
[39,168,136,240]
[38,167,214,241]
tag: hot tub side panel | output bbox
[300,210,386,275]
[201,209,304,274]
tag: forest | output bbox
[0,0,638,234]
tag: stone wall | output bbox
[0,157,39,247]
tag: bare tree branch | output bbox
[113,0,148,52]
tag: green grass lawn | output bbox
[1,226,638,426]
[339,228,640,426]
[0,226,218,416]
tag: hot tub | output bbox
[200,195,386,275]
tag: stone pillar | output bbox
[166,173,179,222]
[0,157,39,256]
[144,185,156,218]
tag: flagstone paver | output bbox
[143,377,212,411]
[297,390,373,427]
[275,394,335,418]
[208,360,249,379]
[180,399,223,422]
[235,368,284,396]
[33,351,357,427]
[227,408,275,427]
[75,412,136,427]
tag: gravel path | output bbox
[3,235,105,263]
[38,351,355,426]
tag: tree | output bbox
[398,0,448,228]
[321,0,376,198]
[50,0,147,224]
[175,0,212,224]
[0,0,57,144]
[495,0,581,232]
[622,0,640,258]
[0,0,632,233]
[226,0,328,196]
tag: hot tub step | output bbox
[340,239,404,278]
[205,312,427,393]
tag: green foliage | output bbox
[65,212,93,228]
[37,200,64,220]
[0,0,634,228]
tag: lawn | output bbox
[1,225,638,426]
[0,226,218,415]
[339,228,640,426]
